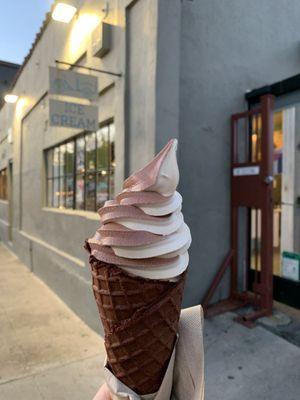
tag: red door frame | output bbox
[203,94,275,327]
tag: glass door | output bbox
[249,111,283,278]
[249,106,300,309]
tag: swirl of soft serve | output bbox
[87,139,191,280]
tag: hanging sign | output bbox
[49,67,98,100]
[49,99,98,131]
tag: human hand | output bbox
[92,383,112,400]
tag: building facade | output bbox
[0,60,20,108]
[0,0,300,331]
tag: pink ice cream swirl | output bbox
[87,139,191,280]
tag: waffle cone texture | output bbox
[89,255,186,395]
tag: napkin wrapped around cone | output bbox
[103,306,205,400]
[85,139,191,396]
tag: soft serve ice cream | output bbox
[87,139,191,280]
[86,139,191,397]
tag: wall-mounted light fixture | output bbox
[4,94,18,104]
[52,2,77,23]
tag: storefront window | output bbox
[66,142,75,208]
[46,121,115,211]
[0,168,8,200]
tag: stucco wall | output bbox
[6,0,123,330]
[177,0,300,306]
[125,0,157,174]
[2,0,300,326]
[0,0,159,330]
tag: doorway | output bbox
[249,107,300,308]
[203,86,300,322]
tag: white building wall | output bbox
[0,0,159,331]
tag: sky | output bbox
[0,0,53,65]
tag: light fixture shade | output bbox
[52,2,77,23]
[4,94,18,104]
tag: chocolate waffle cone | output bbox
[89,255,186,395]
[89,255,176,332]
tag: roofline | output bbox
[0,60,20,69]
[245,73,300,105]
[8,1,56,92]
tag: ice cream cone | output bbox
[85,139,191,396]
[89,255,186,395]
[89,255,179,332]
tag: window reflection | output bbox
[0,168,8,200]
[66,142,74,209]
[251,114,262,162]
[46,121,115,211]
[86,172,96,211]
[86,133,96,171]
[76,137,85,174]
[76,174,84,210]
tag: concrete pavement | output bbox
[204,312,300,400]
[1,242,300,400]
[0,244,106,400]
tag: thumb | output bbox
[93,383,112,400]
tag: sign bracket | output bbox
[55,60,122,77]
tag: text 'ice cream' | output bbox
[87,138,191,281]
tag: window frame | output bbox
[45,119,115,212]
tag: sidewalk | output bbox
[204,311,300,400]
[0,244,105,400]
[1,243,300,400]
